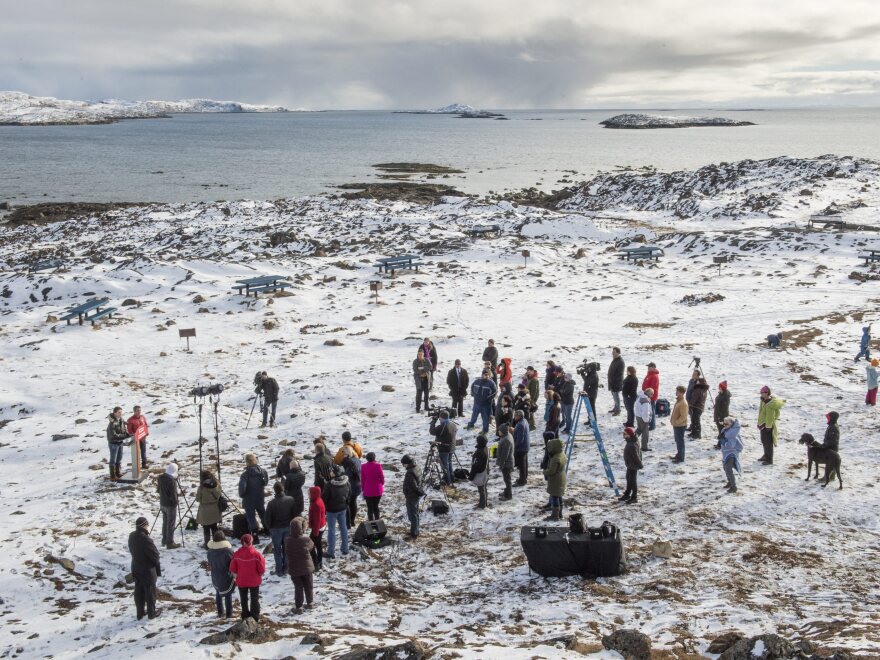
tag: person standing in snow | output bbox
[195,469,222,548]
[229,534,265,622]
[413,349,432,413]
[867,359,879,406]
[719,417,744,493]
[582,362,599,418]
[157,463,180,549]
[281,459,306,517]
[687,376,710,440]
[713,381,731,441]
[607,348,625,416]
[526,367,541,431]
[622,366,639,428]
[312,443,334,489]
[496,357,513,390]
[670,386,689,464]
[642,363,661,431]
[360,452,385,521]
[206,530,235,619]
[334,431,363,465]
[285,517,315,614]
[545,391,562,438]
[467,369,498,433]
[542,438,567,521]
[470,434,490,509]
[429,409,458,487]
[256,371,280,429]
[401,454,425,539]
[420,337,438,373]
[496,422,514,500]
[544,361,557,392]
[446,359,470,417]
[822,412,840,452]
[482,339,499,374]
[559,372,576,435]
[322,466,351,559]
[106,406,130,482]
[238,453,269,542]
[635,388,653,451]
[340,445,362,529]
[512,409,530,487]
[855,325,872,362]
[757,386,786,465]
[264,481,297,576]
[126,405,149,470]
[619,427,643,504]
[307,486,326,570]
[128,516,161,620]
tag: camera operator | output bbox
[429,410,458,487]
[446,359,469,417]
[255,371,279,429]
[579,362,599,416]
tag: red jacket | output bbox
[127,414,149,439]
[497,358,513,386]
[229,545,265,588]
[308,486,326,534]
[641,369,660,401]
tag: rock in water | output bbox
[601,629,651,660]
[599,113,755,129]
[200,617,273,645]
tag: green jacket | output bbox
[527,377,540,410]
[543,438,567,497]
[757,396,786,445]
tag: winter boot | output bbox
[626,496,638,504]
[544,507,561,521]
[109,466,117,481]
[618,492,631,502]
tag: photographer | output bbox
[429,410,458,486]
[255,372,280,429]
[579,362,599,417]
[446,359,469,417]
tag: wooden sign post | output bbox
[521,249,530,268]
[179,328,196,351]
[713,255,728,276]
[369,280,383,303]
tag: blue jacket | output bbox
[513,418,530,453]
[471,378,498,406]
[720,420,744,474]
[867,365,879,390]
[861,327,871,351]
[238,465,269,506]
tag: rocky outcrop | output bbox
[600,113,755,129]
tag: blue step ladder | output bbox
[564,393,620,496]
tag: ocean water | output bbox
[2,108,879,205]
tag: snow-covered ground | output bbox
[1,156,879,658]
[0,91,297,125]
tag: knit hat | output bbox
[401,454,413,466]
[718,381,728,391]
[872,359,879,367]
[366,452,376,462]
[623,427,636,438]
[165,463,178,478]
[135,516,149,529]
[647,362,657,368]
[213,530,226,542]
[760,386,770,394]
[241,534,253,547]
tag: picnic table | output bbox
[617,246,664,262]
[808,215,846,230]
[858,248,880,265]
[232,275,292,297]
[59,298,116,326]
[28,259,64,273]
[374,254,424,274]
[468,224,501,237]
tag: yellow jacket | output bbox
[671,397,689,428]
[334,441,363,465]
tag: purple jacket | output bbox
[360,460,385,498]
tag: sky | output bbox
[2,0,880,109]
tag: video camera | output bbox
[575,359,600,377]
[426,406,455,421]
[189,383,224,398]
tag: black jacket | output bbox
[624,437,643,470]
[689,379,710,413]
[446,367,470,396]
[495,405,514,431]
[342,455,362,496]
[584,368,599,401]
[429,418,458,453]
[259,377,280,403]
[607,356,625,392]
[560,380,576,405]
[129,528,161,578]
[238,465,269,507]
[482,346,499,369]
[714,390,731,423]
[313,446,334,488]
[823,415,840,451]
[622,374,639,398]
[276,454,295,479]
[323,474,351,513]
[106,416,129,445]
[419,343,439,371]
[157,473,178,508]
[283,469,306,516]
[206,540,234,592]
[470,445,489,479]
[265,493,298,530]
[402,465,425,500]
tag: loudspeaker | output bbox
[521,525,624,578]
[232,514,249,539]
[353,519,387,545]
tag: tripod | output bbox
[245,392,264,430]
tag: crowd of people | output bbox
[123,328,868,623]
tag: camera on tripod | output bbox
[189,383,224,398]
[576,359,600,377]
[426,406,455,420]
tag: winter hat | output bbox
[647,362,657,369]
[543,431,556,441]
[366,452,376,462]
[240,534,253,547]
[165,463,178,478]
[498,423,509,435]
[213,530,226,542]
[401,454,413,466]
[623,427,636,438]
[517,382,526,389]
[760,386,771,395]
[476,434,488,447]
[719,381,728,391]
[135,516,149,530]
[872,359,879,367]
[342,431,352,442]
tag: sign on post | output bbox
[522,249,530,268]
[369,280,383,302]
[179,328,196,351]
[713,255,728,275]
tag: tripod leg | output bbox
[176,498,185,547]
[149,509,161,535]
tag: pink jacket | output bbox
[360,461,385,498]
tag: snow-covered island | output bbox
[600,113,756,129]
[397,103,507,119]
[0,91,299,125]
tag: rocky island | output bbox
[600,113,755,129]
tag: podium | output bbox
[118,427,148,484]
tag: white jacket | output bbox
[635,392,654,424]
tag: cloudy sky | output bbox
[2,0,880,108]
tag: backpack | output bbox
[655,399,671,417]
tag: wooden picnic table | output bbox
[859,248,880,265]
[233,275,291,297]
[374,254,423,274]
[617,246,664,262]
[468,224,501,236]
[808,215,846,230]
[59,298,115,326]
